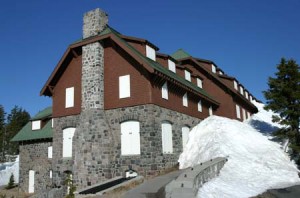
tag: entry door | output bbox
[28,170,35,193]
[121,121,140,155]
[182,126,190,150]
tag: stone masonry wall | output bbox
[106,104,201,180]
[83,8,108,39]
[19,140,52,193]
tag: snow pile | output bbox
[179,116,300,198]
[0,155,19,186]
[247,101,283,134]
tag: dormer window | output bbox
[168,59,176,73]
[212,64,216,73]
[250,95,253,102]
[245,91,249,99]
[234,81,238,90]
[219,71,223,75]
[146,45,156,61]
[184,70,191,82]
[240,86,244,95]
[32,120,41,130]
[197,78,203,88]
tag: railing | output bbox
[165,157,227,198]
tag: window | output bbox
[28,170,35,193]
[219,71,223,75]
[161,121,173,153]
[234,81,238,90]
[146,45,156,61]
[63,128,76,158]
[168,59,176,73]
[65,87,74,108]
[32,120,41,130]
[51,119,54,128]
[182,126,190,150]
[242,108,246,121]
[236,105,241,119]
[183,93,188,107]
[209,106,213,116]
[212,64,216,73]
[198,100,202,112]
[239,86,244,95]
[50,170,52,179]
[250,95,253,102]
[119,75,130,98]
[197,78,203,88]
[121,121,140,155]
[48,146,52,159]
[247,112,251,119]
[162,82,168,100]
[184,70,191,82]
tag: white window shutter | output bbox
[48,146,52,158]
[121,121,140,155]
[65,87,74,108]
[168,59,176,73]
[161,121,173,153]
[198,100,202,112]
[146,45,156,61]
[184,70,191,82]
[32,120,41,130]
[182,126,190,150]
[162,82,168,100]
[197,78,203,88]
[236,105,241,119]
[119,75,130,98]
[63,128,75,158]
[183,93,188,107]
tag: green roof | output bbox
[171,49,192,60]
[31,106,52,120]
[11,107,53,142]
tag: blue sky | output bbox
[0,0,299,117]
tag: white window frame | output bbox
[198,100,202,112]
[50,170,52,179]
[121,121,141,155]
[48,146,52,159]
[184,70,191,82]
[65,87,74,108]
[32,120,41,130]
[197,78,203,88]
[146,45,156,61]
[161,121,173,154]
[212,64,216,73]
[168,59,176,73]
[162,82,168,100]
[234,80,238,90]
[119,75,130,98]
[183,93,188,107]
[63,127,76,158]
[209,106,213,116]
[51,119,54,128]
[236,105,241,119]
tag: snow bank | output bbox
[179,116,300,198]
[0,156,19,186]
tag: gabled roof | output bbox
[41,26,219,106]
[11,107,53,142]
[171,49,191,60]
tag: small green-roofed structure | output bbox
[171,49,192,60]
[11,107,53,142]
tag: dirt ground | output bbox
[0,186,30,198]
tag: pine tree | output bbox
[6,173,15,189]
[0,105,6,162]
[263,58,300,164]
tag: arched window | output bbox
[161,121,173,154]
[182,126,190,150]
[63,127,76,158]
[121,120,140,155]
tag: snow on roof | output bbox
[179,116,300,198]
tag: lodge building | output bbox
[12,8,258,196]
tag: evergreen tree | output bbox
[0,105,6,162]
[263,58,300,164]
[5,173,15,189]
[6,106,30,155]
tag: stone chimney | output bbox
[83,8,108,39]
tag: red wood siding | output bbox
[52,56,82,118]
